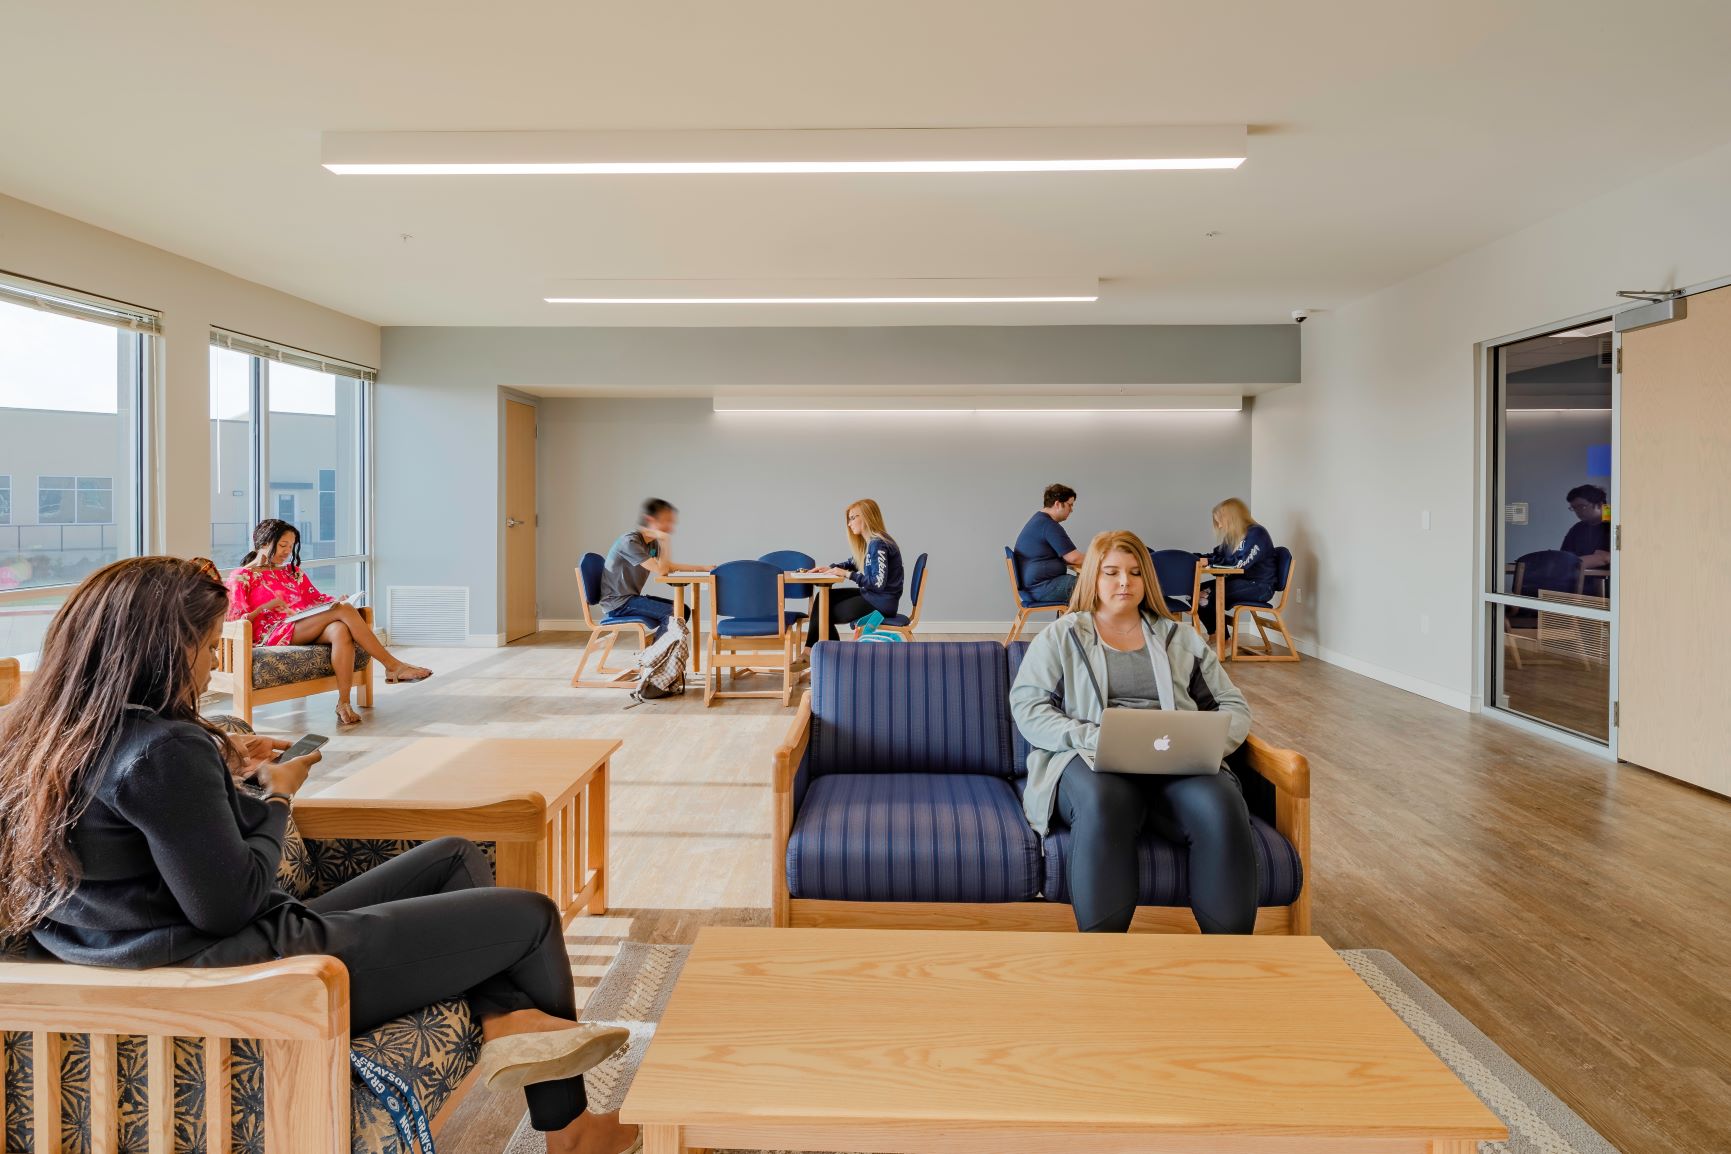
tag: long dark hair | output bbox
[241,518,300,570]
[0,557,234,936]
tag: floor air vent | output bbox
[386,586,469,645]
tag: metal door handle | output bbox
[506,517,524,528]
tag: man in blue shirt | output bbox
[1013,484,1083,604]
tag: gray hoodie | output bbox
[1009,611,1252,835]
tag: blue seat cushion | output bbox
[716,611,803,637]
[1042,812,1304,907]
[787,773,1042,902]
[1018,589,1064,609]
[877,613,911,627]
[598,613,656,628]
[810,641,1015,778]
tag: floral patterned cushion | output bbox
[249,645,370,691]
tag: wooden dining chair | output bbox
[708,560,799,707]
[856,553,929,640]
[1148,548,1203,626]
[1228,547,1302,662]
[0,656,19,706]
[571,553,650,689]
[1004,547,1066,644]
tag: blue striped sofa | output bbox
[772,641,1311,934]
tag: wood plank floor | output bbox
[243,632,1731,1154]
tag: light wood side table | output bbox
[294,737,615,924]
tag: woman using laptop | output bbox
[226,518,431,726]
[0,558,638,1154]
[808,498,905,646]
[1010,530,1258,934]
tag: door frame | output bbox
[499,389,540,644]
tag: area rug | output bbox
[506,944,1619,1154]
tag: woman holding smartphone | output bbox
[0,558,639,1154]
[226,518,431,726]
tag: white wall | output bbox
[1252,138,1731,708]
[377,325,1298,639]
[0,192,378,558]
[536,398,1249,626]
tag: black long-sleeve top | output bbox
[33,707,295,968]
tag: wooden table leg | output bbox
[587,759,608,915]
[495,837,546,899]
[642,1124,685,1154]
[818,584,831,643]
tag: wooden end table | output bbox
[293,737,614,924]
[623,927,1506,1154]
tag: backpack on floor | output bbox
[627,616,690,707]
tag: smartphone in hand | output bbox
[275,734,329,763]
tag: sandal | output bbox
[336,703,363,727]
[385,664,434,683]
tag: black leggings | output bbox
[191,837,587,1132]
[1054,756,1258,934]
[1197,577,1274,633]
[807,588,880,645]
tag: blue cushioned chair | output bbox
[708,559,799,707]
[856,552,928,640]
[1004,546,1067,644]
[1149,548,1203,623]
[571,553,651,689]
[1228,546,1301,662]
[773,641,1311,933]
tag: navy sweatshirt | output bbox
[834,536,904,617]
[1208,523,1278,592]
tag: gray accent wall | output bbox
[377,325,1297,637]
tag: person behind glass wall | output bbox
[1561,484,1612,569]
[1196,497,1278,636]
[0,558,639,1154]
[808,498,904,645]
[1010,531,1257,933]
[225,519,432,727]
[1013,483,1084,604]
[598,498,711,638]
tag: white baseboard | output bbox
[1293,636,1472,712]
[468,632,506,647]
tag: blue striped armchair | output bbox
[772,640,1311,934]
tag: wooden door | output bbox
[504,399,538,642]
[1619,284,1731,795]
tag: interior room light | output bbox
[322,127,1248,176]
[543,277,1100,305]
[711,395,1243,414]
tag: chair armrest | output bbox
[0,955,348,1041]
[1242,733,1309,798]
[774,691,812,796]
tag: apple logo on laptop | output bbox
[1153,735,1172,752]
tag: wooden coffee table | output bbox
[623,928,1506,1154]
[293,737,614,924]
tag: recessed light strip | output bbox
[544,276,1100,306]
[546,296,1096,305]
[713,394,1242,413]
[322,127,1247,176]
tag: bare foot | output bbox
[335,702,362,727]
[545,1110,639,1154]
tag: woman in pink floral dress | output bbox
[226,519,431,726]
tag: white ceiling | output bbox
[5,1,1731,328]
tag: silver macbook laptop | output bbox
[1094,708,1231,776]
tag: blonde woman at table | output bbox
[808,498,904,646]
[1195,497,1278,637]
[1010,530,1257,934]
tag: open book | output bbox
[282,590,367,624]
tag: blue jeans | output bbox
[613,594,689,639]
[1025,572,1076,606]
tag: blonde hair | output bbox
[845,498,893,570]
[1070,530,1178,621]
[1212,498,1255,550]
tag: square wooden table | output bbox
[293,737,614,924]
[623,928,1506,1154]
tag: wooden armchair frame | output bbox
[1229,555,1301,663]
[0,656,19,706]
[1003,553,1066,645]
[707,571,797,708]
[571,566,649,689]
[771,692,1311,935]
[209,608,376,725]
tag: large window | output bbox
[0,275,152,656]
[209,331,372,595]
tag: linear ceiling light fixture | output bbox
[544,277,1098,305]
[713,394,1242,413]
[322,126,1247,176]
